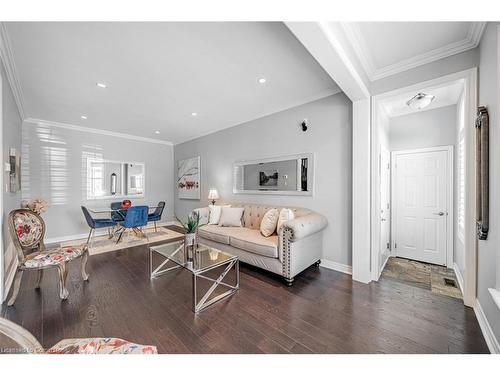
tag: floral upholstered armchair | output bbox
[0,317,157,354]
[6,209,89,306]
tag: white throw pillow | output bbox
[208,205,230,225]
[192,207,209,225]
[218,207,244,227]
[260,208,279,237]
[277,208,295,233]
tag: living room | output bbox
[1,0,500,372]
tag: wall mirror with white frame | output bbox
[86,159,145,200]
[233,153,314,196]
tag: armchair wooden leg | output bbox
[57,263,69,300]
[7,269,24,306]
[35,269,44,289]
[154,221,157,232]
[284,277,294,287]
[81,251,89,281]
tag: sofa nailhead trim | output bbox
[282,228,292,278]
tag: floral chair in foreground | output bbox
[0,317,157,354]
[6,209,89,306]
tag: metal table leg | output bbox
[192,259,239,313]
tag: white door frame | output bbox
[379,145,391,276]
[391,146,454,268]
[371,68,477,307]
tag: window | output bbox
[88,161,105,198]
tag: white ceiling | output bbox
[4,22,341,144]
[378,80,464,118]
[341,22,485,81]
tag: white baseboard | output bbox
[453,262,465,294]
[45,220,178,245]
[320,259,352,275]
[473,299,500,354]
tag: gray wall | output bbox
[21,121,174,240]
[389,105,457,151]
[174,93,353,266]
[477,22,500,346]
[1,61,23,301]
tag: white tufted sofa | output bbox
[194,203,328,285]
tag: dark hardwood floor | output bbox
[1,229,488,353]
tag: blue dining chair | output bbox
[147,201,165,232]
[110,202,126,223]
[116,206,149,244]
[81,206,117,246]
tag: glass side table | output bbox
[149,239,239,313]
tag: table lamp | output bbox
[208,189,219,205]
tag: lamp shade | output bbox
[208,189,220,201]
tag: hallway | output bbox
[382,257,463,300]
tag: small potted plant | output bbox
[176,212,204,263]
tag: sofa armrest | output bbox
[282,213,327,241]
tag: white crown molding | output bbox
[342,22,486,82]
[340,22,378,81]
[0,22,26,119]
[24,117,173,146]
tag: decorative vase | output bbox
[121,199,132,210]
[184,232,197,264]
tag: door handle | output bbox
[433,212,445,216]
[381,218,386,221]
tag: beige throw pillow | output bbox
[218,207,244,227]
[208,205,230,225]
[260,208,279,237]
[277,208,295,233]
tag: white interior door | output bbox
[393,148,450,266]
[379,147,391,269]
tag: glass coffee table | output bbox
[149,239,239,313]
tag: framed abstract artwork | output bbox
[177,156,201,200]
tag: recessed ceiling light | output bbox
[258,78,267,84]
[155,130,160,134]
[406,93,435,110]
[191,112,197,117]
[81,115,88,120]
[96,82,107,88]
